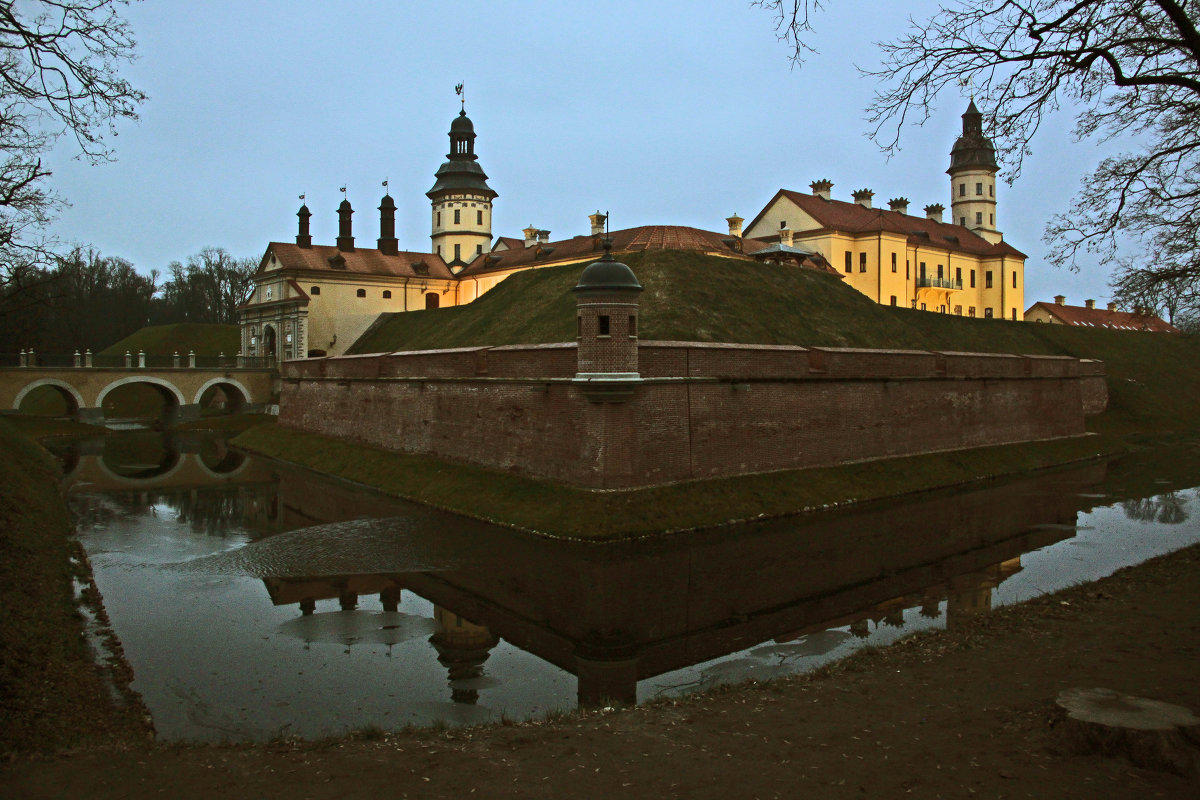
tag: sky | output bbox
[44,0,1125,307]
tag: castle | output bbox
[239,101,1026,361]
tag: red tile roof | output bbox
[260,242,453,279]
[747,190,1027,259]
[1026,301,1179,332]
[458,225,764,277]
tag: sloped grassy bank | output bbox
[233,423,1119,539]
[0,417,152,755]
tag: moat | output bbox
[51,430,1200,742]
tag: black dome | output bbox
[574,252,642,292]
[450,111,474,133]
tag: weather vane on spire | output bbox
[455,82,465,112]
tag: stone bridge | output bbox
[0,365,277,425]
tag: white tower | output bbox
[427,110,497,272]
[948,100,1002,244]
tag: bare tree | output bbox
[1109,257,1199,323]
[157,247,256,325]
[753,1,1200,290]
[0,1,144,293]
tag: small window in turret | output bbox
[597,315,610,336]
[577,315,582,338]
[356,289,366,298]
[989,185,994,197]
[976,182,983,195]
[454,209,461,224]
[959,183,966,197]
[383,290,392,299]
[628,315,637,337]
[477,210,483,225]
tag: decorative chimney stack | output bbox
[779,227,794,247]
[1107,301,1118,312]
[377,193,398,256]
[523,225,538,248]
[336,199,355,251]
[1085,299,1095,309]
[888,197,910,215]
[537,229,551,244]
[589,211,607,236]
[573,237,643,402]
[810,179,833,200]
[1055,295,1066,305]
[726,213,743,238]
[296,203,312,248]
[924,203,945,222]
[852,188,874,208]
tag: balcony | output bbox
[916,276,963,290]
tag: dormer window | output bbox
[265,287,273,299]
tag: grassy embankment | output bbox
[0,417,151,755]
[235,250,1200,538]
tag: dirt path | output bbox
[4,544,1198,799]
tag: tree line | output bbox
[0,246,257,354]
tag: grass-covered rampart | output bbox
[101,322,240,357]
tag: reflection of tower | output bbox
[429,606,499,705]
[945,558,1022,630]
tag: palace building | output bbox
[239,101,1027,361]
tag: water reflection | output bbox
[56,433,1200,740]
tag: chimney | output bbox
[726,213,743,238]
[852,188,874,208]
[1107,301,1117,312]
[1085,299,1095,309]
[779,227,794,247]
[537,229,551,244]
[810,179,833,200]
[523,225,538,247]
[336,199,355,251]
[589,211,607,236]
[377,194,398,255]
[296,203,312,248]
[924,203,944,222]
[888,197,909,215]
[1054,295,1066,305]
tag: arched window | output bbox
[310,286,320,295]
[356,288,366,298]
[425,292,439,309]
[382,290,392,299]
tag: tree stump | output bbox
[1055,687,1200,777]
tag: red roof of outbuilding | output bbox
[457,225,765,276]
[259,242,453,279]
[747,189,1027,259]
[1025,301,1179,332]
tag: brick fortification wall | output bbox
[279,342,1106,489]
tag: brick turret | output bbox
[573,238,642,401]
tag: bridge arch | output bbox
[95,376,187,412]
[12,379,85,415]
[192,377,252,411]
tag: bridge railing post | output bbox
[138,349,146,369]
[18,349,26,368]
[218,351,225,368]
[173,351,180,368]
[73,350,81,368]
[188,350,196,369]
[124,350,132,368]
[85,349,93,368]
[237,351,245,368]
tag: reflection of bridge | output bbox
[59,434,278,493]
[0,365,276,424]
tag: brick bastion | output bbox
[277,340,1108,490]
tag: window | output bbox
[425,292,439,309]
[1011,309,1017,321]
[310,286,321,295]
[597,314,610,336]
[382,290,392,299]
[454,243,461,261]
[356,288,366,298]
[954,305,962,315]
[984,307,994,318]
[989,185,994,197]
[844,251,852,273]
[476,244,483,255]
[859,252,867,273]
[891,253,897,273]
[890,295,897,306]
[628,315,637,337]
[976,212,983,225]
[436,212,441,226]
[959,183,966,197]
[577,315,582,338]
[436,245,441,256]
[1012,272,1017,288]
[961,217,966,226]
[919,261,926,279]
[937,263,944,279]
[970,269,976,288]
[985,271,993,289]
[955,267,962,285]
[265,287,272,299]
[940,305,946,313]
[906,260,910,279]
[476,210,483,225]
[454,209,460,224]
[976,182,983,195]
[920,302,927,310]
[969,306,976,317]
[990,214,994,225]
